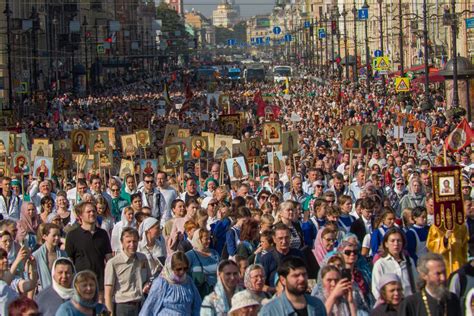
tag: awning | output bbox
[390,64,438,76]
[412,72,445,84]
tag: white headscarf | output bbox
[51,258,75,300]
[138,217,159,246]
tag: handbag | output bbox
[191,250,212,298]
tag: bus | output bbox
[273,65,293,83]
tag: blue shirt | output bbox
[55,300,106,316]
[261,249,304,287]
[186,249,220,288]
[258,292,327,316]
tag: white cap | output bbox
[228,291,260,314]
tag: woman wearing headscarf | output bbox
[201,260,242,316]
[139,251,201,316]
[186,228,220,298]
[110,206,136,253]
[242,264,271,303]
[399,178,426,211]
[16,203,40,249]
[370,273,403,316]
[313,227,337,265]
[138,217,167,277]
[35,258,75,316]
[55,270,107,315]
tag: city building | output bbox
[185,10,216,48]
[212,1,239,28]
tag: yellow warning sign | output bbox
[395,77,410,92]
[374,56,391,72]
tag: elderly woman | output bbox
[138,217,167,277]
[186,228,220,298]
[277,201,304,249]
[311,265,357,316]
[139,252,201,316]
[201,260,242,315]
[16,203,40,249]
[370,273,403,316]
[55,270,107,315]
[228,291,261,316]
[372,227,417,301]
[242,264,271,303]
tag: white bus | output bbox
[273,65,293,83]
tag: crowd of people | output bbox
[0,65,473,316]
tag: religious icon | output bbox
[267,151,286,174]
[0,132,10,156]
[71,130,89,154]
[177,129,191,138]
[191,136,208,159]
[342,126,362,151]
[361,124,378,150]
[246,137,262,158]
[89,131,109,154]
[98,127,117,149]
[54,139,71,151]
[225,157,248,181]
[12,152,31,175]
[121,134,138,157]
[33,156,53,179]
[15,133,29,152]
[165,144,183,168]
[164,125,179,144]
[120,159,135,178]
[214,135,233,160]
[201,132,215,152]
[233,142,247,158]
[31,144,52,161]
[439,176,455,196]
[140,159,158,177]
[97,152,113,168]
[448,129,467,151]
[136,130,151,148]
[219,114,241,138]
[263,122,282,144]
[282,131,299,155]
[169,137,191,161]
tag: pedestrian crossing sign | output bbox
[395,77,410,92]
[374,56,390,72]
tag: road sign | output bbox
[304,21,311,28]
[374,56,391,73]
[284,34,292,42]
[466,17,474,29]
[265,36,271,43]
[227,39,236,46]
[318,28,326,39]
[374,49,382,57]
[97,44,105,54]
[358,8,368,20]
[256,37,264,44]
[16,82,28,94]
[395,77,410,92]
[273,26,282,35]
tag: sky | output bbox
[182,0,275,18]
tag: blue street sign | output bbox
[273,26,282,35]
[374,49,382,57]
[265,36,271,43]
[284,34,292,42]
[256,37,264,44]
[318,28,326,39]
[467,17,474,29]
[250,38,255,43]
[227,39,236,46]
[358,8,368,20]
[304,21,311,28]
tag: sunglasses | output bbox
[174,267,188,272]
[259,195,269,200]
[343,250,358,256]
[145,180,154,184]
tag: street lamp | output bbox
[422,0,430,108]
[377,0,386,95]
[342,5,349,79]
[362,0,370,92]
[352,1,358,82]
[450,0,459,107]
[83,16,89,95]
[398,0,404,76]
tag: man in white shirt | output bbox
[155,171,176,225]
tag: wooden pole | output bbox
[130,156,137,188]
[349,150,353,183]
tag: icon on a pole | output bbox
[395,77,410,92]
[273,26,282,35]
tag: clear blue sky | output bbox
[183,0,274,18]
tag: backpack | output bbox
[210,217,231,255]
[220,227,239,260]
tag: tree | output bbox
[156,3,190,59]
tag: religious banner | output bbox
[12,152,31,175]
[219,114,241,138]
[191,136,208,159]
[165,143,184,168]
[282,131,298,155]
[431,166,464,230]
[342,126,362,151]
[263,122,282,145]
[445,118,474,152]
[225,157,248,181]
[136,129,151,148]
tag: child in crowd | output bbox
[310,198,327,231]
[370,208,397,260]
[253,230,274,264]
[406,206,429,264]
[337,195,356,233]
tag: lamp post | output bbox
[330,8,336,78]
[398,0,404,76]
[422,0,430,107]
[52,16,59,96]
[342,6,349,79]
[4,0,13,108]
[335,5,342,81]
[30,6,39,93]
[450,0,459,107]
[324,12,329,75]
[83,16,89,95]
[362,0,370,93]
[377,0,386,95]
[352,2,358,82]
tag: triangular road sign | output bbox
[395,77,410,92]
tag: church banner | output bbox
[431,166,465,230]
